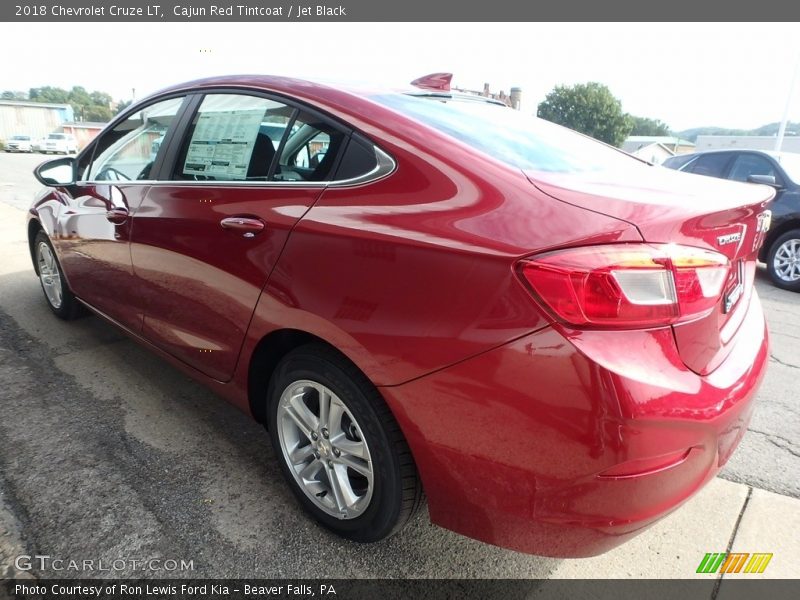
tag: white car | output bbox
[31,137,48,153]
[4,135,33,152]
[43,133,78,155]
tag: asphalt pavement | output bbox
[0,151,798,580]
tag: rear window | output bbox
[48,134,66,140]
[372,94,638,173]
[12,135,30,141]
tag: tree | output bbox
[537,82,632,147]
[1,90,27,100]
[629,116,671,136]
[29,86,70,104]
[22,85,116,122]
[115,99,133,115]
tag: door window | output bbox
[173,93,349,183]
[274,111,347,182]
[174,94,294,182]
[87,96,185,181]
[728,154,779,184]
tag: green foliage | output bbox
[1,85,120,123]
[629,115,671,136]
[537,82,633,147]
[115,99,133,115]
[28,86,70,104]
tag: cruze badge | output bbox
[717,232,742,246]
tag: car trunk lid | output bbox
[525,165,774,375]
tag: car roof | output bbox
[146,74,506,111]
[678,148,788,160]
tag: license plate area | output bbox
[723,259,745,314]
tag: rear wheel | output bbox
[33,231,82,319]
[267,344,423,542]
[766,229,800,292]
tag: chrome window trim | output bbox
[78,145,396,189]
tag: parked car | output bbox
[31,137,47,153]
[27,74,773,558]
[4,134,33,152]
[664,149,800,291]
[149,134,165,161]
[42,132,78,155]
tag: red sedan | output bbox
[27,74,772,557]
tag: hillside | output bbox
[678,122,800,142]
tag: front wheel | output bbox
[267,344,423,542]
[766,229,800,292]
[33,231,82,319]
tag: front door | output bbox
[57,96,187,331]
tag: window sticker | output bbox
[183,109,264,180]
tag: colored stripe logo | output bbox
[696,552,773,574]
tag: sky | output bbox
[1,22,798,132]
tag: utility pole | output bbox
[775,52,800,152]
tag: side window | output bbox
[274,111,347,182]
[728,154,779,184]
[87,97,184,181]
[334,135,379,181]
[687,153,732,179]
[174,94,294,182]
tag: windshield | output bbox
[372,94,639,173]
[12,135,30,140]
[777,153,800,185]
[48,134,66,140]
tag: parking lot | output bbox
[0,150,798,579]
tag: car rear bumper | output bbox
[380,290,768,557]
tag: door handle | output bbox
[106,207,129,224]
[220,216,266,237]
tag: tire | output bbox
[33,231,82,319]
[766,229,800,292]
[267,344,423,542]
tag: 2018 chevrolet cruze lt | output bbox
[28,74,772,557]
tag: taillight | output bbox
[517,244,729,328]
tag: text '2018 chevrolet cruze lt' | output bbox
[28,73,772,557]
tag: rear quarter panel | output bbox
[239,106,642,386]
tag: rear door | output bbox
[130,91,349,381]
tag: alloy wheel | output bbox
[772,238,800,283]
[37,241,63,309]
[276,379,374,520]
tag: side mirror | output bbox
[747,174,782,189]
[34,157,76,187]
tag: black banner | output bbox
[2,0,800,22]
[4,579,800,600]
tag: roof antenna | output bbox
[410,73,452,92]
